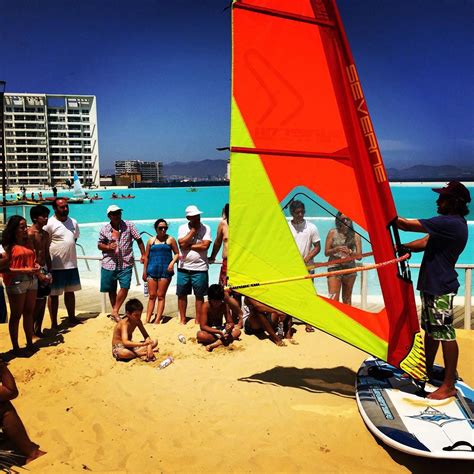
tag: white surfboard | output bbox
[356,357,473,460]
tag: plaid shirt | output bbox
[98,220,141,270]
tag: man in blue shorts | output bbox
[397,181,470,399]
[98,205,146,321]
[177,205,212,325]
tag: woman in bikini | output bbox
[325,212,362,305]
[1,215,41,354]
[142,219,179,324]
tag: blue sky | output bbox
[1,0,472,170]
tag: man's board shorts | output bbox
[5,274,38,295]
[37,266,52,300]
[50,268,81,296]
[420,292,456,341]
[101,266,133,292]
[176,269,208,297]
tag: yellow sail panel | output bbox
[228,148,388,360]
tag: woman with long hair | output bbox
[142,219,179,324]
[1,215,40,353]
[325,212,362,305]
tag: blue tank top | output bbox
[147,241,173,279]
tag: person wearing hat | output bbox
[98,205,146,321]
[396,181,470,400]
[177,205,212,325]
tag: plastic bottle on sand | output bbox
[158,356,174,370]
[277,321,284,338]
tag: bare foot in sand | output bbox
[288,339,299,345]
[275,339,286,347]
[109,314,121,323]
[26,448,46,464]
[427,385,456,400]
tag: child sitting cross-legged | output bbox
[111,298,158,361]
[197,284,242,352]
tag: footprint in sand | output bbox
[92,422,105,443]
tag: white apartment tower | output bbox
[115,160,163,182]
[2,93,100,188]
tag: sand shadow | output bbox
[76,311,100,320]
[239,366,356,398]
[158,316,173,324]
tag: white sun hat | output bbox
[185,205,202,217]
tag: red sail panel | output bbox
[232,0,422,370]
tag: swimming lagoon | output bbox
[6,184,473,296]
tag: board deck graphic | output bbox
[356,357,473,460]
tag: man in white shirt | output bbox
[288,199,320,332]
[177,205,212,325]
[43,198,81,328]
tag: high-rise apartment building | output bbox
[2,93,100,188]
[115,160,163,182]
[140,161,163,182]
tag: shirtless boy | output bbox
[111,299,158,361]
[28,205,52,339]
[197,284,242,352]
[243,296,294,346]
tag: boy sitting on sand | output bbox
[111,299,158,361]
[243,296,294,346]
[197,284,242,352]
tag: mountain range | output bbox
[102,160,474,181]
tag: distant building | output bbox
[115,172,142,186]
[114,160,163,183]
[140,161,163,182]
[2,93,100,188]
[115,160,140,175]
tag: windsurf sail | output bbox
[228,0,426,379]
[73,169,86,199]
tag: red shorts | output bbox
[219,258,228,287]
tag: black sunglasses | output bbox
[157,226,168,230]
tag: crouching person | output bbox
[197,284,242,352]
[111,299,158,362]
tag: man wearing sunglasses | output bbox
[177,205,212,325]
[98,205,146,321]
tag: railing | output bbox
[359,263,472,330]
[76,255,473,329]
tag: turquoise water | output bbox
[6,184,472,296]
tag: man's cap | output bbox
[432,181,471,203]
[185,205,202,217]
[107,204,123,215]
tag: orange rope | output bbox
[227,254,410,291]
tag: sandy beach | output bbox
[0,305,471,473]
